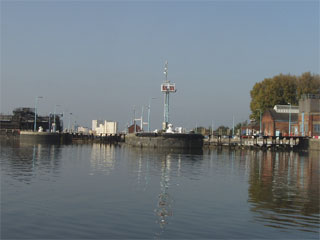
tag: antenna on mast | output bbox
[164,60,168,83]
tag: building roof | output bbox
[265,109,298,122]
[273,105,299,113]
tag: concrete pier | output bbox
[125,133,204,149]
[19,131,61,144]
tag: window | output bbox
[300,123,304,134]
[313,124,320,133]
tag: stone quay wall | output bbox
[125,133,204,149]
[308,139,320,151]
[19,131,62,144]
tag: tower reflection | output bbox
[127,147,203,237]
[155,153,173,230]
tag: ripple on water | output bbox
[1,145,319,239]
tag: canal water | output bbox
[1,140,319,239]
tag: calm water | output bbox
[1,140,319,239]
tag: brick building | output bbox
[261,94,320,137]
[298,94,320,137]
[128,124,141,133]
[261,109,298,136]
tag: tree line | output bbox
[194,121,248,136]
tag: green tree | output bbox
[250,72,320,121]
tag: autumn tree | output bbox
[296,72,320,99]
[250,72,320,121]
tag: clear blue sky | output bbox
[1,1,319,131]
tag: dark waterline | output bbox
[1,140,319,239]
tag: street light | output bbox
[257,109,262,136]
[34,96,43,132]
[68,113,73,133]
[288,103,291,136]
[232,116,235,136]
[133,106,136,133]
[48,112,52,132]
[53,104,61,132]
[147,97,157,132]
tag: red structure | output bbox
[260,94,320,137]
[261,109,298,136]
[128,124,141,133]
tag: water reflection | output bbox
[0,139,62,184]
[127,147,204,237]
[248,151,319,233]
[127,147,204,189]
[155,154,173,231]
[1,140,319,239]
[90,143,116,175]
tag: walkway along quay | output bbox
[0,130,64,144]
[1,129,318,151]
[205,135,317,151]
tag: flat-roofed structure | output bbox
[274,105,299,113]
[92,120,118,136]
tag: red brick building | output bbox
[128,124,141,133]
[298,94,320,137]
[261,94,320,137]
[261,109,298,136]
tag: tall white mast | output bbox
[161,61,177,130]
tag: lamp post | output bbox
[48,112,52,132]
[257,109,262,136]
[141,106,144,132]
[53,104,61,132]
[147,97,157,132]
[288,103,291,136]
[34,96,43,132]
[232,115,235,136]
[211,120,214,135]
[68,113,72,133]
[133,106,136,133]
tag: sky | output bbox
[1,0,319,131]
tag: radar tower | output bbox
[161,61,177,130]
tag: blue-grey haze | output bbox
[1,1,319,130]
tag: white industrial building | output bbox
[77,126,90,134]
[92,120,118,136]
